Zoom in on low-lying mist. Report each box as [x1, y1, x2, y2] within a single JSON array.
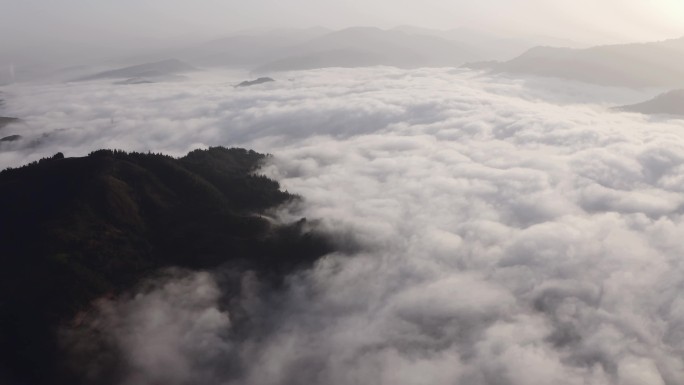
[[2, 67, 684, 384]]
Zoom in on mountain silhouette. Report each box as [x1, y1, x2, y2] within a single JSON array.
[[616, 89, 684, 115], [254, 27, 485, 72], [236, 77, 275, 87], [189, 27, 331, 67], [179, 26, 575, 72], [0, 134, 21, 142], [392, 26, 582, 61], [77, 59, 197, 81], [493, 36, 684, 87]]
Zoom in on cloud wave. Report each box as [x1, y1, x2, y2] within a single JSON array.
[[3, 67, 684, 384]]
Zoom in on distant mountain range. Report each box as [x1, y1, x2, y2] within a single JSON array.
[[616, 89, 684, 115], [0, 147, 335, 385], [253, 27, 486, 72], [489, 36, 684, 87], [51, 27, 582, 77], [201, 27, 582, 72], [189, 27, 332, 67], [77, 59, 196, 81], [6, 26, 684, 85], [391, 26, 583, 61]]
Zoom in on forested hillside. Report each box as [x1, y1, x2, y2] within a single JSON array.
[[0, 147, 335, 385]]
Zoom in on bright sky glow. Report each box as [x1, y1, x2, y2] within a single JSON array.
[[1, 0, 683, 48]]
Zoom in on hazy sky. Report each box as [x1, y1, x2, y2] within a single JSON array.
[[2, 0, 684, 48]]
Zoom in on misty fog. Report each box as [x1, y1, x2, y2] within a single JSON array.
[[2, 1, 684, 385], [2, 65, 684, 384]]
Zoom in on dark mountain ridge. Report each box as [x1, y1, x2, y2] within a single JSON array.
[[0, 147, 335, 385]]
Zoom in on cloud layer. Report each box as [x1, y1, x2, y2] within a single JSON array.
[[3, 68, 684, 384]]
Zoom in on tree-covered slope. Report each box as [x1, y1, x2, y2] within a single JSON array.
[[0, 147, 334, 385]]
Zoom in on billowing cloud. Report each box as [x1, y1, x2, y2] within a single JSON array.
[[4, 67, 684, 384], [64, 270, 233, 385]]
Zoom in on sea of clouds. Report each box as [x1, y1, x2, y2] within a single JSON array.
[[2, 67, 684, 385]]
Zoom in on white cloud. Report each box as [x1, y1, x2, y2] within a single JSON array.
[[64, 270, 233, 385], [6, 67, 684, 384]]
